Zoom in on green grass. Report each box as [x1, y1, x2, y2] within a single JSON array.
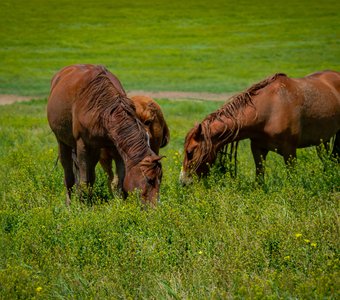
[[1, 99, 339, 299], [0, 0, 339, 96], [1, 1, 339, 298]]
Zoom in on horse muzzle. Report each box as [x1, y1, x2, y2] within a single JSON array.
[[179, 169, 193, 186]]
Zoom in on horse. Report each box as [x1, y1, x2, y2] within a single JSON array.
[[47, 64, 163, 207], [180, 70, 340, 185], [99, 95, 170, 194]]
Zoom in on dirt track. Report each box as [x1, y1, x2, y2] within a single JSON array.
[[0, 91, 233, 105]]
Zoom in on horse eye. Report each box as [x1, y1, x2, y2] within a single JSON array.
[[187, 150, 193, 160], [147, 178, 155, 186], [144, 120, 152, 127]]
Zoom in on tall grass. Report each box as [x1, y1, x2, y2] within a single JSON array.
[[1, 99, 339, 299], [0, 0, 339, 95]]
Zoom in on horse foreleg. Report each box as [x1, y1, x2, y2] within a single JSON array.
[[76, 139, 99, 201], [58, 141, 75, 206], [99, 149, 114, 195], [114, 154, 126, 197], [251, 141, 268, 184]]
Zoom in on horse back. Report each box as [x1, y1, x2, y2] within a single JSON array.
[[251, 71, 340, 148], [47, 64, 126, 147]]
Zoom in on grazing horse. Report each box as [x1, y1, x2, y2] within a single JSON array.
[[99, 95, 170, 193], [180, 70, 340, 184], [47, 64, 163, 207]]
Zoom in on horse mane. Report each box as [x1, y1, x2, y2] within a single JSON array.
[[208, 73, 287, 124], [188, 73, 287, 173], [79, 67, 152, 168]]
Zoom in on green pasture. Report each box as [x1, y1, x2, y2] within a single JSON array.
[[0, 0, 339, 96], [0, 99, 339, 299], [1, 0, 340, 299]]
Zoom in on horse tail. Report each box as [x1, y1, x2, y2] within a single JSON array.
[[71, 149, 80, 184]]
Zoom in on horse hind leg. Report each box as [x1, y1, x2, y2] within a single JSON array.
[[251, 141, 269, 184], [331, 131, 340, 162], [58, 141, 75, 206]]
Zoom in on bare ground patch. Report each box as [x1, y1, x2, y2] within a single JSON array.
[[0, 91, 234, 106]]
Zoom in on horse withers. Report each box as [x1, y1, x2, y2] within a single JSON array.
[[99, 95, 170, 194], [180, 70, 340, 184], [47, 64, 163, 207]]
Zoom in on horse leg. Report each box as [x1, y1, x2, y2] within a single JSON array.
[[251, 141, 268, 184], [58, 141, 75, 206], [331, 131, 340, 162], [99, 149, 114, 195], [76, 139, 100, 201], [114, 154, 126, 197]]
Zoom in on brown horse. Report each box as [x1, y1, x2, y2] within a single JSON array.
[[180, 70, 340, 184], [47, 64, 163, 207], [99, 95, 170, 193]]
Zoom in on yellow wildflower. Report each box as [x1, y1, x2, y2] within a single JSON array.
[[304, 239, 310, 244], [295, 233, 302, 238], [284, 256, 290, 261], [311, 243, 317, 248], [36, 287, 42, 293]]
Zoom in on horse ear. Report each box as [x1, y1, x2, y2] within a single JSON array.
[[194, 123, 203, 140], [161, 123, 170, 148], [141, 155, 165, 166], [153, 155, 165, 163]]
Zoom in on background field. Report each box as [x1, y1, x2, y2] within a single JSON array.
[[0, 0, 339, 299], [0, 0, 339, 96]]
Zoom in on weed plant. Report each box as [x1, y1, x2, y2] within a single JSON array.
[[0, 99, 339, 299]]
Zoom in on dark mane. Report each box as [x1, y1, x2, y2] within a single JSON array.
[[79, 68, 152, 168]]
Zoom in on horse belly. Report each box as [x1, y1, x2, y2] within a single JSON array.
[[299, 115, 340, 147]]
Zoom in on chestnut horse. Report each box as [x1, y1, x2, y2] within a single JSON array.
[[180, 70, 340, 184], [47, 64, 163, 207], [99, 95, 170, 193]]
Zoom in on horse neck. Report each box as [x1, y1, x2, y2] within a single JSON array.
[[104, 111, 152, 169], [208, 104, 258, 150]]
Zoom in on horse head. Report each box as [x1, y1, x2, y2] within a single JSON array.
[[123, 155, 164, 207], [180, 122, 216, 185], [131, 95, 170, 154]]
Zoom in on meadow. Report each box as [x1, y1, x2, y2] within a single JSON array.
[[0, 0, 339, 96], [0, 98, 339, 299], [0, 0, 339, 299]]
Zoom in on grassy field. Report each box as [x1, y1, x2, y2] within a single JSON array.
[[0, 0, 339, 96], [0, 99, 339, 299], [0, 0, 339, 299]]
